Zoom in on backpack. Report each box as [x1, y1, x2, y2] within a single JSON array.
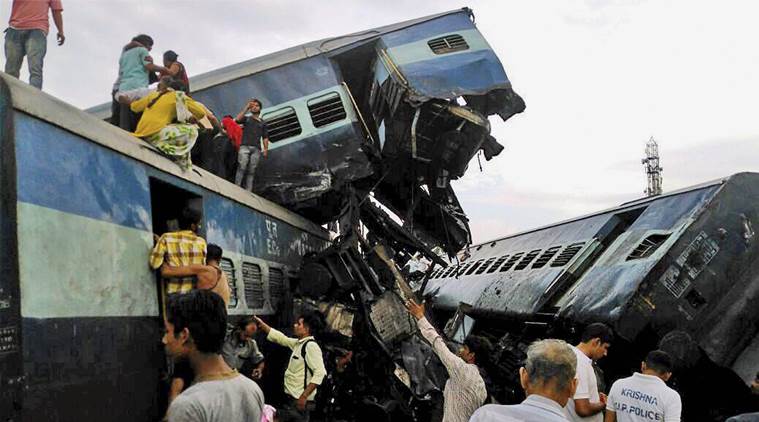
[[300, 339, 316, 391]]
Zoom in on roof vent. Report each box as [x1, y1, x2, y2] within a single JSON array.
[[264, 107, 302, 142], [551, 242, 586, 267], [627, 233, 670, 260], [475, 257, 497, 275], [308, 92, 347, 128], [465, 259, 485, 275], [500, 252, 524, 272], [428, 34, 469, 54], [487, 254, 509, 273], [514, 249, 542, 271], [532, 246, 561, 269]]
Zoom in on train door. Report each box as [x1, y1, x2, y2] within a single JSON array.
[[148, 177, 204, 314]]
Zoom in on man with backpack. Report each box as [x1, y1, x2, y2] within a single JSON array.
[[254, 312, 327, 422]]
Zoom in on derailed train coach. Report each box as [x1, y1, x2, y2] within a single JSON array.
[[91, 7, 525, 256], [419, 172, 759, 420], [0, 73, 329, 420]]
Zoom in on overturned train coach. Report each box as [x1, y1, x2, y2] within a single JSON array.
[[418, 172, 759, 419], [91, 7, 525, 256]]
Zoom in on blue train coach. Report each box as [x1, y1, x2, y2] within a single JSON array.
[[0, 73, 329, 420]]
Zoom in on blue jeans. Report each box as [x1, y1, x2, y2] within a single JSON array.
[[4, 28, 47, 89], [234, 146, 261, 191]]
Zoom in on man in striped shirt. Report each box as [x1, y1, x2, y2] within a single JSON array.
[[150, 206, 206, 295], [406, 299, 491, 422]]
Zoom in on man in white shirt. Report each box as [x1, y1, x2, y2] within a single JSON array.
[[565, 323, 614, 422], [405, 299, 490, 422], [604, 350, 682, 422], [470, 339, 578, 422]]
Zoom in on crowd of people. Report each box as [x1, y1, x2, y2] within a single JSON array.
[[149, 206, 327, 422], [147, 206, 690, 422], [3, 2, 758, 422], [1, 0, 268, 191], [109, 33, 270, 182]]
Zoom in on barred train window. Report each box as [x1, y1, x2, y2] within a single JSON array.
[[242, 262, 265, 309], [307, 92, 347, 128], [219, 258, 238, 308], [263, 107, 302, 142], [268, 267, 285, 309]]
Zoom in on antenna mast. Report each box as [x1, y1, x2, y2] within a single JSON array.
[[642, 136, 663, 196]]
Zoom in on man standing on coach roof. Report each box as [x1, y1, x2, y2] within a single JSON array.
[[566, 323, 614, 422], [5, 0, 65, 89], [234, 98, 270, 192]]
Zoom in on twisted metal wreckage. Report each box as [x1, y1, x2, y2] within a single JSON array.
[[182, 8, 526, 420]]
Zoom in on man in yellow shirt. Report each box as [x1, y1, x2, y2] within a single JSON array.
[[255, 312, 327, 422], [149, 206, 206, 296]]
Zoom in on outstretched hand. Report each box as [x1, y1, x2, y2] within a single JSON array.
[[252, 315, 271, 333], [405, 299, 425, 321]]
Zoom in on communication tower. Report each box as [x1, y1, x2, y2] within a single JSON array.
[[642, 136, 663, 196]]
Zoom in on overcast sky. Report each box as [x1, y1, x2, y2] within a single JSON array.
[[11, 0, 759, 243]]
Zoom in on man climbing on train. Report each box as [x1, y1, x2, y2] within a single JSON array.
[[149, 205, 207, 297]]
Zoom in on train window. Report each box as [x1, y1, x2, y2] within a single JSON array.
[[219, 258, 239, 308], [428, 34, 469, 55], [475, 257, 496, 275], [551, 242, 585, 267], [269, 267, 285, 310], [465, 259, 485, 275], [514, 249, 541, 271], [307, 92, 347, 128], [263, 107, 302, 142], [242, 262, 265, 309], [627, 233, 671, 261], [487, 254, 509, 273], [500, 252, 524, 272], [532, 246, 561, 269]]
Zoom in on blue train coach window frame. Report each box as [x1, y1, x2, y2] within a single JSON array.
[[262, 106, 302, 142], [220, 258, 239, 308], [307, 92, 347, 128]]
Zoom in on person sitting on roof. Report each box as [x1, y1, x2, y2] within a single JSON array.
[[161, 50, 190, 94], [113, 34, 167, 131], [130, 76, 209, 170]]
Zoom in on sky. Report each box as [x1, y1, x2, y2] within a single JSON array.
[[10, 0, 759, 244]]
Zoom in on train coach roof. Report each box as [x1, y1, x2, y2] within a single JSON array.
[[470, 174, 736, 250], [87, 7, 472, 118], [0, 72, 329, 239]]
